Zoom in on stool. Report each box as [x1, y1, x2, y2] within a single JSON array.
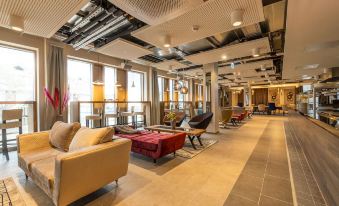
[[133, 105, 146, 128], [120, 106, 135, 127], [85, 115, 102, 128], [0, 109, 23, 161]]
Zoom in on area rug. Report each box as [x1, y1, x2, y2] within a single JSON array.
[[176, 137, 218, 158], [0, 177, 25, 206]]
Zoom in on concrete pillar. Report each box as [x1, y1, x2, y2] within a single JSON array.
[[202, 69, 207, 113], [204, 63, 219, 133]]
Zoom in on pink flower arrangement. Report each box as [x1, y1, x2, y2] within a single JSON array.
[[43, 87, 69, 114]]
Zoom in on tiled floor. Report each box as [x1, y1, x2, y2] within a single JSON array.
[[0, 115, 309, 206], [224, 120, 293, 206]]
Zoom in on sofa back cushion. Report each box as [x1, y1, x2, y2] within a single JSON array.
[[49, 121, 81, 152], [68, 127, 114, 151]]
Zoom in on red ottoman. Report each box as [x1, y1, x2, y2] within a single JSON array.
[[116, 131, 186, 163]]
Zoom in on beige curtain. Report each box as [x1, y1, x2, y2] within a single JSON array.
[[44, 45, 66, 129], [252, 88, 268, 105], [151, 68, 160, 125]]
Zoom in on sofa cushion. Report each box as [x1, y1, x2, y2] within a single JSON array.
[[49, 121, 81, 151], [31, 157, 55, 197], [18, 148, 63, 175], [68, 127, 114, 152]]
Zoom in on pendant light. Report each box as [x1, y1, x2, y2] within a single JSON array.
[[231, 9, 244, 27], [163, 35, 171, 48], [131, 81, 135, 87], [10, 14, 24, 32], [252, 48, 260, 57]]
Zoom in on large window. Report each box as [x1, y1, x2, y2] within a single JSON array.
[[104, 66, 117, 100], [104, 66, 117, 125], [0, 45, 35, 101], [128, 71, 144, 117], [169, 79, 175, 101], [0, 45, 36, 140], [67, 59, 92, 125]]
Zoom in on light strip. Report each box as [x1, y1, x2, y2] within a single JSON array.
[[73, 15, 125, 49], [71, 7, 104, 32]]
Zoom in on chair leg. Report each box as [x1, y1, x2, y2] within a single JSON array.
[[115, 179, 118, 185], [2, 128, 9, 161], [153, 159, 157, 164], [25, 174, 28, 180]]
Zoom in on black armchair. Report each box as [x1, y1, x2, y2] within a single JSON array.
[[188, 112, 213, 130]]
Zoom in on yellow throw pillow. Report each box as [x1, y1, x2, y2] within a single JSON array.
[[69, 127, 114, 152], [49, 121, 81, 152]]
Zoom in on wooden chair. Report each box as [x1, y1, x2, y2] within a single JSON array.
[[0, 109, 23, 161]]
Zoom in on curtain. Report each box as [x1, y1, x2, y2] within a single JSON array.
[[252, 88, 268, 105], [44, 45, 66, 129], [151, 68, 160, 125]]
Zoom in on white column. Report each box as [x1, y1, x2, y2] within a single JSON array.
[[205, 63, 219, 133]]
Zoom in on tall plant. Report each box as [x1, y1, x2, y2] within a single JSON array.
[[44, 87, 69, 114]]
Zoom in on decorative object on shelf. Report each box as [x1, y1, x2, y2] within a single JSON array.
[[44, 87, 69, 122], [166, 111, 177, 130]]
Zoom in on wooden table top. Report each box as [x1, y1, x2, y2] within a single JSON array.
[[144, 125, 205, 136]]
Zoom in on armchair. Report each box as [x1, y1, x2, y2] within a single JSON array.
[[188, 112, 213, 130]]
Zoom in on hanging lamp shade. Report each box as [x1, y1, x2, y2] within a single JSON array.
[[231, 9, 243, 27], [180, 86, 188, 94], [10, 14, 24, 32]]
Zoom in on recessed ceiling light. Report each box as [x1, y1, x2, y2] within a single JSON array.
[[252, 48, 260, 57], [163, 35, 171, 48], [10, 14, 24, 32], [231, 9, 244, 27], [221, 55, 227, 60]]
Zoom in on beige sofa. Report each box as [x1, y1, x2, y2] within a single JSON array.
[[17, 130, 131, 206]]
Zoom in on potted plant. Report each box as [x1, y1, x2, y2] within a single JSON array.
[[166, 111, 177, 130], [44, 87, 69, 122]]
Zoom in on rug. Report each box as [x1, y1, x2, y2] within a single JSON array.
[[176, 137, 218, 159], [0, 177, 25, 206]]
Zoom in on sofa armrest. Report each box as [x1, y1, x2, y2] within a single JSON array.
[[16, 131, 51, 154], [53, 138, 132, 206]]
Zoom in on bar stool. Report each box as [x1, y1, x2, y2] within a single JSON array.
[[104, 106, 120, 126], [133, 105, 146, 128], [120, 106, 135, 127], [85, 108, 103, 128], [0, 109, 23, 161]]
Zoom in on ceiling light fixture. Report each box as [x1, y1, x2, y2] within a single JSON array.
[[163, 35, 171, 48], [192, 25, 200, 32], [221, 55, 227, 60], [92, 80, 104, 85], [114, 81, 122, 87], [260, 65, 266, 71], [10, 14, 24, 32], [231, 62, 235, 69], [252, 48, 260, 57], [231, 9, 244, 27], [131, 81, 135, 88]]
